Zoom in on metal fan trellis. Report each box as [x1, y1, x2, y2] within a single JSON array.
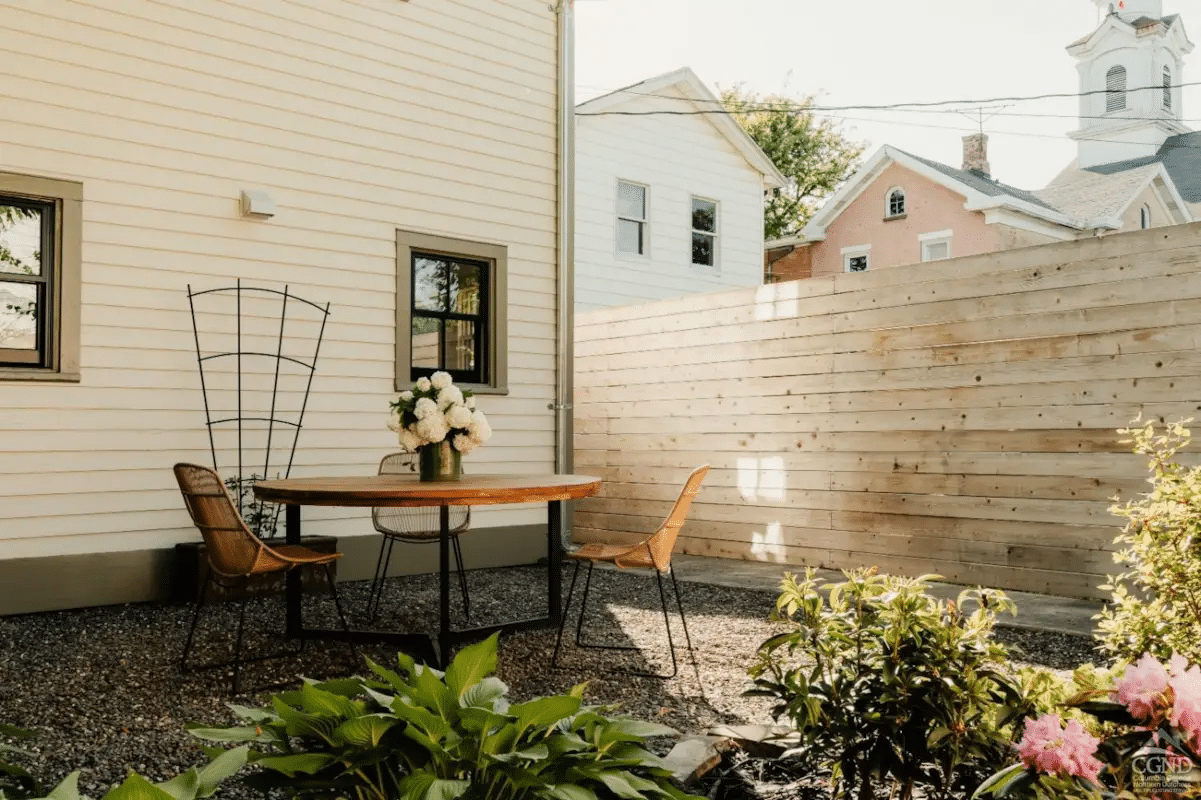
[[187, 279, 331, 540]]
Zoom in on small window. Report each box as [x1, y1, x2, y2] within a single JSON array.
[[1141, 205, 1151, 229], [616, 180, 647, 255], [842, 245, 870, 273], [396, 230, 507, 393], [886, 188, 906, 218], [691, 197, 717, 267], [1163, 67, 1172, 110], [919, 230, 952, 262], [0, 172, 82, 381], [1106, 66, 1127, 113]]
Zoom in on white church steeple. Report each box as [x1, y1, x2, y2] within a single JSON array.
[[1069, 1, 1192, 168]]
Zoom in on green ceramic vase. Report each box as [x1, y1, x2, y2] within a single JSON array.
[[418, 441, 461, 482]]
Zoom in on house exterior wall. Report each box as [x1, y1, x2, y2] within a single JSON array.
[[996, 225, 1063, 250], [575, 88, 767, 311], [808, 163, 999, 276], [0, 0, 562, 613], [1116, 182, 1175, 231], [765, 245, 812, 283]]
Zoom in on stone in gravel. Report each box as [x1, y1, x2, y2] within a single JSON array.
[[662, 735, 735, 786]]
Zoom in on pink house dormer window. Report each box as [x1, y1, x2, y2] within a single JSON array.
[[886, 188, 906, 218]]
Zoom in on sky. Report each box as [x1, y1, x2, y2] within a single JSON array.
[[574, 0, 1201, 191]]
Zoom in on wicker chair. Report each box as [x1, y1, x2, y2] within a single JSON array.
[[552, 464, 709, 679], [367, 452, 471, 620], [173, 462, 351, 694]]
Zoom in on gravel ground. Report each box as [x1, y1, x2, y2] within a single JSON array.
[[0, 564, 1102, 798]]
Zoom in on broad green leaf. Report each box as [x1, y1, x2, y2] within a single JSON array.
[[186, 724, 276, 744], [544, 785, 599, 800], [154, 768, 200, 800], [38, 772, 82, 800], [970, 763, 1033, 799], [412, 665, 455, 720], [389, 697, 453, 740], [397, 773, 435, 800], [254, 753, 336, 777], [593, 770, 646, 800], [100, 772, 175, 800], [460, 676, 508, 709], [511, 696, 581, 734], [298, 682, 359, 719], [273, 700, 336, 740], [491, 744, 549, 763], [335, 715, 396, 748], [427, 778, 471, 800], [193, 745, 250, 797], [223, 704, 277, 723], [444, 634, 499, 698], [311, 677, 368, 698]]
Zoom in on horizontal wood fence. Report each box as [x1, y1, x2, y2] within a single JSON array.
[[572, 223, 1201, 599]]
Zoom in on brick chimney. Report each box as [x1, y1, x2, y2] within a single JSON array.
[[962, 133, 991, 176]]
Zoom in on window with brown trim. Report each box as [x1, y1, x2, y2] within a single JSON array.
[[0, 172, 82, 381]]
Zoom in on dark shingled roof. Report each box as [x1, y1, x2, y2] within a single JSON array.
[[1086, 131, 1201, 202], [895, 149, 1061, 212]]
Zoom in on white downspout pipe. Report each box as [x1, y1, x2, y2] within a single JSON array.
[[554, 0, 576, 546]]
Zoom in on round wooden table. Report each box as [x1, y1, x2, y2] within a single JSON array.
[[254, 472, 602, 667]]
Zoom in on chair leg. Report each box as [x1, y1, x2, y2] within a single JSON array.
[[574, 560, 595, 648], [451, 536, 470, 620], [367, 535, 390, 620], [669, 565, 703, 693], [323, 564, 358, 666], [180, 566, 212, 673], [368, 537, 398, 621], [551, 560, 583, 669], [652, 569, 680, 679], [230, 576, 251, 696]]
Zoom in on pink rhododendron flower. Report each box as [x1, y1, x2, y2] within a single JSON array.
[[1018, 714, 1104, 782], [1112, 652, 1171, 721], [1167, 655, 1201, 750]]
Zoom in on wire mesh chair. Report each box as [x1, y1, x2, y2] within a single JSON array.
[[173, 462, 352, 694], [551, 464, 710, 679], [367, 453, 472, 620]]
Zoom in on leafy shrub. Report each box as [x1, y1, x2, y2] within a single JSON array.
[[747, 568, 1033, 800], [27, 747, 248, 800], [190, 634, 696, 800], [0, 723, 40, 800], [1096, 417, 1201, 666], [975, 651, 1201, 800]]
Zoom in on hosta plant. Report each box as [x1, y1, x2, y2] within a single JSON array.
[[28, 746, 249, 800], [1096, 417, 1201, 666], [747, 568, 1033, 800], [189, 634, 697, 800]]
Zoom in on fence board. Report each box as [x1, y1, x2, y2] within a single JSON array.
[[574, 224, 1201, 599]]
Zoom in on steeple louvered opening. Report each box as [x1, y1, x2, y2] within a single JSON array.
[[1163, 66, 1173, 110], [1106, 65, 1128, 112]]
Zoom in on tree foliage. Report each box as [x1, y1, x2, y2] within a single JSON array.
[[721, 86, 865, 240]]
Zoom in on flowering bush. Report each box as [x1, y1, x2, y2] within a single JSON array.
[[1096, 417, 1201, 666], [387, 371, 491, 455], [974, 652, 1201, 799]]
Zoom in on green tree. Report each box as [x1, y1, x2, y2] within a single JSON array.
[[722, 86, 865, 240]]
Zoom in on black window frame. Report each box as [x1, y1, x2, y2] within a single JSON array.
[[0, 195, 56, 368], [888, 189, 906, 217], [690, 196, 717, 267], [409, 250, 490, 385]]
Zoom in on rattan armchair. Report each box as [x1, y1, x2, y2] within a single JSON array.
[[367, 453, 472, 620], [173, 462, 351, 694], [552, 464, 710, 679]]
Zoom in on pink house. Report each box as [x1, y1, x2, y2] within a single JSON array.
[[769, 0, 1200, 280]]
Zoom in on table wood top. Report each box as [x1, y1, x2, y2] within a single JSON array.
[[253, 472, 602, 507]]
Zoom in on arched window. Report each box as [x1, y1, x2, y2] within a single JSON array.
[[886, 187, 905, 218], [1106, 66, 1127, 113], [1141, 205, 1151, 229], [1164, 66, 1173, 111]]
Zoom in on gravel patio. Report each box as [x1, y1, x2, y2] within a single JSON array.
[[0, 564, 1102, 798]]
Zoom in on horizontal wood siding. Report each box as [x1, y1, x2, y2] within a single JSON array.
[[0, 0, 560, 562], [573, 224, 1201, 599], [575, 87, 766, 311]]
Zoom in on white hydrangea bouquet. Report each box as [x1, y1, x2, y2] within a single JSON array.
[[388, 370, 492, 456]]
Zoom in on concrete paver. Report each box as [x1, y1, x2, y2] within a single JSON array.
[[671, 554, 1101, 637]]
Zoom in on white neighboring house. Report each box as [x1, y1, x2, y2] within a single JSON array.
[[574, 68, 786, 312]]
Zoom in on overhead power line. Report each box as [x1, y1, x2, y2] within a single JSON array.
[[577, 79, 1201, 116]]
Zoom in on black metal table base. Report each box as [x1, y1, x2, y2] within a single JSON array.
[[285, 499, 563, 668]]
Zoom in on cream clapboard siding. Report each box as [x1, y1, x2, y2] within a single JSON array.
[[575, 87, 766, 312], [574, 223, 1201, 600], [0, 0, 560, 561]]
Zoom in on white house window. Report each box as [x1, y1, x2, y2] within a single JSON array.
[[919, 229, 953, 262], [1141, 205, 1151, 229], [886, 187, 906, 218], [616, 180, 648, 255], [842, 244, 870, 273], [1106, 66, 1127, 113], [1163, 67, 1172, 110], [691, 197, 717, 267]]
